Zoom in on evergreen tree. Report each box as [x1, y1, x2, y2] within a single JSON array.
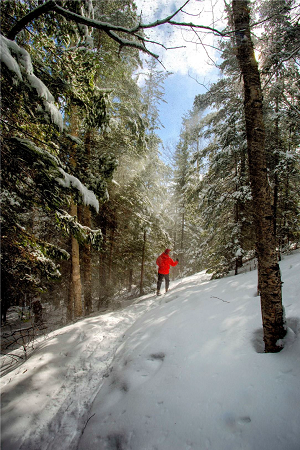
[[258, 0, 300, 254], [1, 1, 112, 321], [192, 57, 255, 277]]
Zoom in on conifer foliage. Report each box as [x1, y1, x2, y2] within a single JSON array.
[[1, 0, 172, 324], [171, 0, 299, 282]]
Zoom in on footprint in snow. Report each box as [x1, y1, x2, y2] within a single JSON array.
[[238, 416, 251, 424], [148, 352, 165, 361], [165, 295, 179, 303]]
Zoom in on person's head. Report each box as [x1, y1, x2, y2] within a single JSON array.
[[164, 249, 171, 254]]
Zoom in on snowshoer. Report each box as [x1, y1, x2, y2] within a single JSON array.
[[156, 249, 178, 295]]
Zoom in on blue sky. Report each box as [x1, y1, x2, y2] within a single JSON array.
[[156, 71, 215, 146], [134, 0, 225, 158]]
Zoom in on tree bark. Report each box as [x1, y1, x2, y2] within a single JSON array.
[[234, 153, 243, 275], [180, 206, 185, 271], [67, 108, 82, 320], [232, 0, 285, 352], [108, 227, 115, 284], [70, 202, 83, 319], [81, 205, 92, 316], [273, 91, 280, 256], [67, 265, 74, 322], [80, 130, 93, 316], [128, 268, 133, 293], [140, 229, 146, 296]]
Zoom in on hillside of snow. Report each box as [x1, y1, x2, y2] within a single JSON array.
[[1, 250, 300, 450]]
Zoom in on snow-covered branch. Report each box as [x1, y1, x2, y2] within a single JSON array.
[[56, 210, 102, 248], [56, 168, 99, 213], [10, 137, 100, 213], [168, 21, 225, 36], [6, 0, 225, 59], [0, 34, 63, 130], [7, 0, 56, 40]]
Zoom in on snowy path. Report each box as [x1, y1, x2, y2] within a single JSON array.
[[1, 256, 300, 450], [0, 275, 208, 450], [76, 256, 300, 450], [1, 296, 153, 449]]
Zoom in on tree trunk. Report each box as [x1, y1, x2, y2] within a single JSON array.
[[67, 108, 82, 321], [273, 92, 280, 258], [98, 222, 107, 309], [67, 265, 74, 321], [80, 130, 93, 316], [81, 205, 92, 316], [180, 206, 185, 271], [140, 229, 146, 296], [108, 228, 115, 283], [128, 268, 133, 293], [232, 0, 285, 352], [69, 202, 82, 319], [234, 153, 243, 275]]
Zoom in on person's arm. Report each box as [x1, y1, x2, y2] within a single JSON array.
[[168, 256, 178, 267]]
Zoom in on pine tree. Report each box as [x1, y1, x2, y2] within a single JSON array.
[[192, 64, 255, 277], [258, 0, 300, 254], [0, 1, 109, 321]]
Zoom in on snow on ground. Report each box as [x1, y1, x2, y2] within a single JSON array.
[[1, 251, 300, 450]]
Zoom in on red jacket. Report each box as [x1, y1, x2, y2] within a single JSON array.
[[156, 252, 178, 275]]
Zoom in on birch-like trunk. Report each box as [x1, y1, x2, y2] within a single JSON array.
[[232, 0, 285, 352]]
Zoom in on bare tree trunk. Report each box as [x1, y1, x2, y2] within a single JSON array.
[[232, 0, 285, 352], [273, 92, 280, 258], [180, 206, 185, 271], [67, 266, 74, 321], [234, 154, 243, 275], [81, 205, 92, 316], [80, 130, 93, 316], [98, 223, 107, 309], [108, 227, 115, 284], [128, 268, 133, 293], [67, 109, 82, 320], [140, 229, 146, 296], [69, 202, 83, 319]]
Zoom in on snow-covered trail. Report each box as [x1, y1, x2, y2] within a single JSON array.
[[1, 297, 152, 449], [0, 271, 210, 450], [76, 255, 300, 450], [2, 255, 300, 450]]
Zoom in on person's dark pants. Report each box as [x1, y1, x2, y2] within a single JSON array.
[[157, 273, 169, 292]]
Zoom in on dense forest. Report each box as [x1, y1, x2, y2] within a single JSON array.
[[1, 0, 299, 352]]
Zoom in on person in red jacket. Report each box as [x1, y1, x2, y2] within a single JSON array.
[[156, 249, 178, 295]]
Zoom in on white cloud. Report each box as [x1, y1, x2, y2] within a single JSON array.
[[135, 0, 226, 76]]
